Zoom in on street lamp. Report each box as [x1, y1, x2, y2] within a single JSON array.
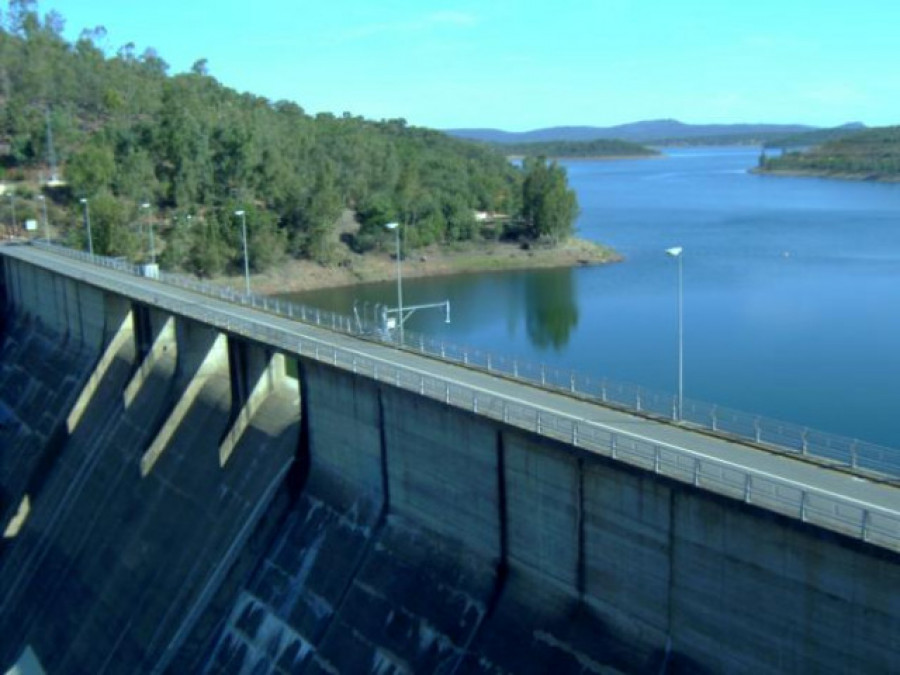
[[140, 202, 155, 264], [666, 246, 684, 421], [79, 197, 93, 257], [37, 195, 49, 242], [234, 209, 250, 295], [385, 221, 404, 344], [8, 193, 16, 233]]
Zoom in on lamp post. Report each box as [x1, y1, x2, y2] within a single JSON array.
[[79, 197, 93, 257], [666, 246, 684, 421], [140, 202, 154, 264], [37, 195, 49, 242], [234, 209, 250, 295], [8, 193, 16, 234], [385, 221, 404, 344]]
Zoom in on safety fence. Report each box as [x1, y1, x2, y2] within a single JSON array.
[[19, 241, 900, 551], [33, 241, 900, 479]]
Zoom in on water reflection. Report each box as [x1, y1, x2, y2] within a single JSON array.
[[524, 269, 578, 350], [282, 266, 581, 352], [280, 147, 900, 446]]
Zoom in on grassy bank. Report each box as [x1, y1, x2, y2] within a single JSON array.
[[230, 237, 621, 295]]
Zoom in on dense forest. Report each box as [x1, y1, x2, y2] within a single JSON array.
[[0, 2, 578, 276], [759, 126, 900, 178], [762, 124, 867, 150], [491, 138, 658, 159]]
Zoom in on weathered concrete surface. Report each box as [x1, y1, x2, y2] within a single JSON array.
[[220, 350, 289, 467], [2, 254, 900, 674], [0, 260, 302, 672], [177, 358, 900, 674], [0, 318, 96, 530], [172, 361, 663, 673]]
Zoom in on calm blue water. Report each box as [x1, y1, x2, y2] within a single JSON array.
[[293, 148, 900, 447]]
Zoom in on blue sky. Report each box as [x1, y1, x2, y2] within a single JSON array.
[[32, 0, 900, 130]]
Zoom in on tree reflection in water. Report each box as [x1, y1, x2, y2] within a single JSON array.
[[524, 268, 579, 351]]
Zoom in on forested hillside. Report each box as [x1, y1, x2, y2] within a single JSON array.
[[491, 138, 658, 159], [0, 3, 575, 276], [762, 123, 866, 149], [759, 126, 900, 179]]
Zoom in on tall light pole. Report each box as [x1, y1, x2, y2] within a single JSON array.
[[140, 202, 154, 264], [234, 209, 250, 295], [385, 221, 404, 344], [37, 194, 49, 242], [79, 197, 93, 257], [7, 192, 15, 238], [666, 246, 684, 421]]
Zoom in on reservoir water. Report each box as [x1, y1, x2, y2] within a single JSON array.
[[290, 148, 900, 448]]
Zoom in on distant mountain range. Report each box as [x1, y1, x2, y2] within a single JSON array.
[[444, 119, 866, 145]]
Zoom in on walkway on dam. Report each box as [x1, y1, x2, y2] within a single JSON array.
[[5, 244, 900, 548]]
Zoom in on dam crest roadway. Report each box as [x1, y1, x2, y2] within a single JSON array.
[[1, 242, 899, 674]]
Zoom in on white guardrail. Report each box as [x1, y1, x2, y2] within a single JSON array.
[[20, 242, 900, 551]]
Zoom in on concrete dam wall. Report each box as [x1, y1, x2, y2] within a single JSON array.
[[1, 251, 899, 674]]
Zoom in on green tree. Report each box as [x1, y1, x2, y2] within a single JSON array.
[[297, 162, 343, 262], [66, 141, 116, 196], [245, 211, 286, 272], [520, 156, 579, 244], [79, 192, 138, 258], [189, 216, 231, 277], [158, 213, 194, 270]]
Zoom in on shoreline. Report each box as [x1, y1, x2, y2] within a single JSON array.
[[505, 154, 661, 161], [752, 167, 900, 183], [225, 237, 622, 295]]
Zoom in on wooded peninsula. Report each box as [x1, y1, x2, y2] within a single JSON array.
[[0, 4, 616, 289], [492, 139, 659, 159], [758, 126, 900, 181]]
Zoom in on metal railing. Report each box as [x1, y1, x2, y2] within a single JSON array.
[[17, 241, 900, 551], [27, 241, 900, 478]]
